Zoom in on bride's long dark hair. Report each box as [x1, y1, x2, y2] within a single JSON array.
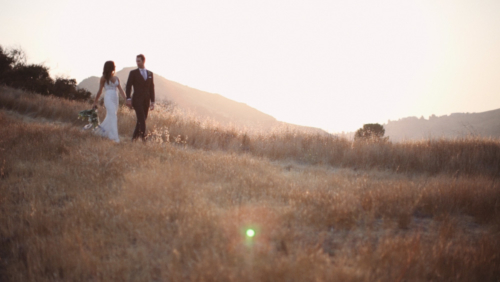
[[103, 61, 115, 84]]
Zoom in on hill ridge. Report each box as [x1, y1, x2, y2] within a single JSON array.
[[384, 108, 500, 141], [78, 67, 326, 134]]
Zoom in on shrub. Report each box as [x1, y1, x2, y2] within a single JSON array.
[[355, 123, 388, 141], [0, 45, 91, 101], [53, 77, 91, 101]]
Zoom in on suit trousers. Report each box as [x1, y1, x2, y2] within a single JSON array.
[[132, 95, 150, 141]]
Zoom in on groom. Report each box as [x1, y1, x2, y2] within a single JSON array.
[[125, 54, 155, 141]]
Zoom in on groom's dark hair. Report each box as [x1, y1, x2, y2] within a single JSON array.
[[137, 54, 146, 62]]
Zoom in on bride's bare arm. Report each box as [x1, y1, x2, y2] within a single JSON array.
[[116, 78, 127, 100], [93, 77, 105, 107]]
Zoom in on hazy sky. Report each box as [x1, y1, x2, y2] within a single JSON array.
[[1, 0, 499, 132]]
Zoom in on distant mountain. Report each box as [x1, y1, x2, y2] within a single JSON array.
[[79, 67, 326, 133], [384, 109, 500, 141]]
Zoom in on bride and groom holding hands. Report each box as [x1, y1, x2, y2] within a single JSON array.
[[92, 54, 155, 143]]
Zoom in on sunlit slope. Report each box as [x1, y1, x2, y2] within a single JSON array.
[[2, 85, 500, 177], [79, 67, 326, 133]]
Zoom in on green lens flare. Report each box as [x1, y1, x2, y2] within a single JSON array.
[[246, 229, 255, 237]]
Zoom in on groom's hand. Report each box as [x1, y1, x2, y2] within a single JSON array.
[[150, 102, 155, 111], [126, 99, 132, 109]]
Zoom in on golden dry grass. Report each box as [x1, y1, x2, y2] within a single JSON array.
[[2, 86, 499, 178], [1, 86, 500, 281]]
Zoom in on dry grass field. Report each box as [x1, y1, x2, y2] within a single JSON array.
[[1, 86, 500, 281]]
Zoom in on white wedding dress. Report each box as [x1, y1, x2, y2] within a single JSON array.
[[97, 78, 120, 142]]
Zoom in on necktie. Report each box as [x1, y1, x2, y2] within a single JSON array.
[[141, 69, 147, 80]]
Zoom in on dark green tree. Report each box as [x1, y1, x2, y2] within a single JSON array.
[[0, 46, 15, 82], [0, 45, 91, 101], [354, 123, 387, 141], [53, 77, 91, 101], [8, 64, 54, 95], [0, 46, 53, 95]]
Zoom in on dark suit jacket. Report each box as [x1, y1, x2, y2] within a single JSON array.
[[125, 69, 155, 102]]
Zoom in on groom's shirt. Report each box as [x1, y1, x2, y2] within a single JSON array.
[[139, 68, 147, 80]]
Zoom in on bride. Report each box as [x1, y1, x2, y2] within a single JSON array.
[[92, 61, 127, 142]]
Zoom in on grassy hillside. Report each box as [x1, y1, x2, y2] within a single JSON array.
[[1, 86, 499, 281]]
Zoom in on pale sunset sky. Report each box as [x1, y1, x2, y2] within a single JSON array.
[[1, 0, 499, 133]]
